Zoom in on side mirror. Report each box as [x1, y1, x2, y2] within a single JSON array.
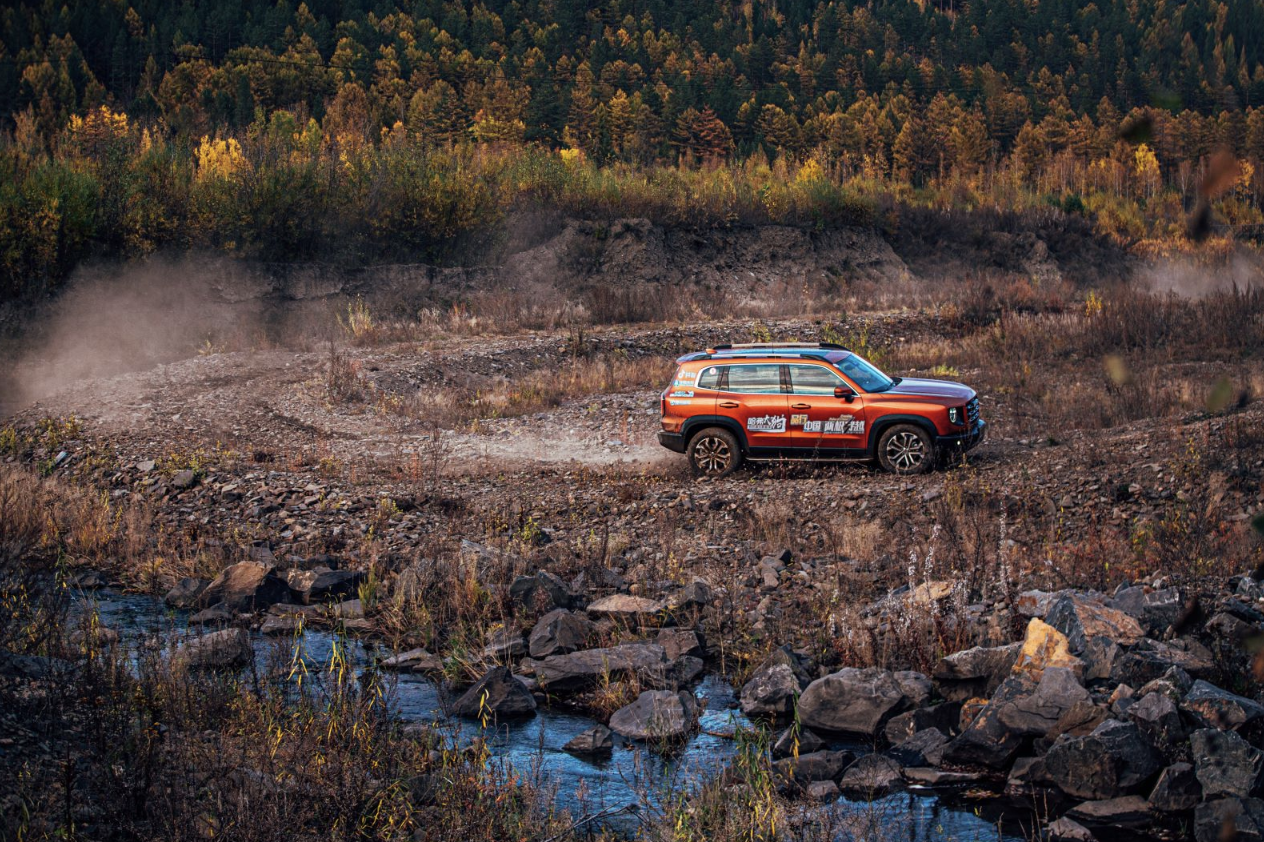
[[834, 385, 856, 401]]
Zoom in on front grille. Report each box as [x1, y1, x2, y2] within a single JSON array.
[[966, 397, 980, 425]]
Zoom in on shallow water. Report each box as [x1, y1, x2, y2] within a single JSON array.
[[83, 590, 1026, 840]]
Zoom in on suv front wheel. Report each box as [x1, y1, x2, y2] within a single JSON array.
[[687, 427, 742, 478], [877, 424, 935, 475]]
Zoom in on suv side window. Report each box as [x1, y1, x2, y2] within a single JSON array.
[[723, 364, 783, 394], [696, 366, 721, 389], [788, 364, 846, 395]]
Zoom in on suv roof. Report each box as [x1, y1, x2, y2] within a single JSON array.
[[676, 342, 851, 364]]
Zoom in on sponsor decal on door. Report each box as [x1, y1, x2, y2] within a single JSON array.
[[747, 415, 787, 433], [802, 420, 822, 433], [823, 415, 864, 435], [790, 414, 808, 426]]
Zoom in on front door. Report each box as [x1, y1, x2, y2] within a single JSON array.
[[717, 363, 789, 449], [785, 363, 867, 452]]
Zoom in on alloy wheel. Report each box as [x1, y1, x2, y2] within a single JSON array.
[[885, 431, 926, 472], [693, 436, 732, 474]]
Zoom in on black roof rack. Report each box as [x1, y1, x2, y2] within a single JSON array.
[[709, 342, 847, 351]]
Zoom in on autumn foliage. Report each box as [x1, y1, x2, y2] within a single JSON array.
[[1, 0, 1264, 297]]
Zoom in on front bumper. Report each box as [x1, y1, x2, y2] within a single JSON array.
[[936, 419, 986, 453], [657, 430, 686, 453]]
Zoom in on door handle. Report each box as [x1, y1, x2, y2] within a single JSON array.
[[719, 401, 739, 408], [791, 403, 811, 410]]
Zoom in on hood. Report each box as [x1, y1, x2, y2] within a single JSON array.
[[883, 378, 976, 401]]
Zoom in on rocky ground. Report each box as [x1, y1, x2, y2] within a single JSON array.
[[4, 304, 1264, 841]]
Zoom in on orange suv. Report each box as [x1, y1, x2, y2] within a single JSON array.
[[657, 343, 985, 477]]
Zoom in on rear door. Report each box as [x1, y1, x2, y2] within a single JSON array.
[[786, 363, 867, 452], [718, 363, 789, 449]]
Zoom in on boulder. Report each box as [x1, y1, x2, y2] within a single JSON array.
[[772, 750, 854, 784], [1047, 700, 1109, 740], [1191, 729, 1264, 799], [667, 579, 714, 611], [1045, 817, 1095, 842], [741, 663, 804, 718], [1009, 618, 1084, 681], [201, 563, 290, 612], [884, 704, 960, 744], [509, 571, 577, 610], [329, 599, 364, 620], [1110, 586, 1184, 635], [178, 628, 252, 669], [1112, 638, 1215, 685], [1148, 763, 1202, 812], [903, 768, 981, 787], [1138, 666, 1192, 701], [381, 647, 443, 672], [528, 609, 593, 658], [657, 627, 707, 657], [893, 671, 933, 708], [259, 615, 300, 635], [656, 628, 705, 661], [1044, 719, 1162, 800], [805, 780, 840, 801], [1127, 692, 1185, 754], [172, 469, 197, 490], [1206, 612, 1259, 644], [189, 605, 233, 625], [1006, 756, 1050, 792], [932, 642, 1021, 701], [533, 643, 670, 692], [609, 690, 698, 741], [1045, 593, 1144, 652], [452, 667, 537, 720], [563, 725, 613, 757], [772, 725, 824, 759], [942, 678, 1029, 769], [586, 594, 665, 624], [164, 577, 208, 609], [1195, 797, 1264, 842], [1016, 589, 1062, 618], [1065, 795, 1153, 828], [1081, 636, 1120, 683], [797, 668, 909, 738], [996, 667, 1090, 737], [839, 754, 902, 796], [888, 727, 947, 767], [668, 655, 705, 687], [1182, 680, 1264, 731], [288, 569, 364, 605]]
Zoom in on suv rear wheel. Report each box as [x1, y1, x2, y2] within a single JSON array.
[[877, 424, 935, 475], [688, 427, 742, 478]]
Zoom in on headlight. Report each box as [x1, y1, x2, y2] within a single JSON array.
[[948, 407, 961, 425]]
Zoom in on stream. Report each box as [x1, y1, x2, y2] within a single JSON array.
[[85, 591, 1029, 841]]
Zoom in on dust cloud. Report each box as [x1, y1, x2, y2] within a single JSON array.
[[1140, 251, 1264, 297], [0, 255, 341, 414]]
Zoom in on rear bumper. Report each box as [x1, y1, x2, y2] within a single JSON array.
[[936, 419, 986, 453], [657, 431, 687, 453]]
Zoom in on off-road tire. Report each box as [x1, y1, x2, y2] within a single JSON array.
[[687, 427, 742, 478], [877, 424, 935, 475]]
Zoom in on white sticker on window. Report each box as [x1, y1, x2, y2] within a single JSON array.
[[747, 415, 787, 433]]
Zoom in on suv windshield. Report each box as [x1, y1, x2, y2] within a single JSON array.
[[837, 353, 895, 392]]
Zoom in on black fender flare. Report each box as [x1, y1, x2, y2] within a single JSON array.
[[680, 416, 750, 454], [867, 414, 939, 458]]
